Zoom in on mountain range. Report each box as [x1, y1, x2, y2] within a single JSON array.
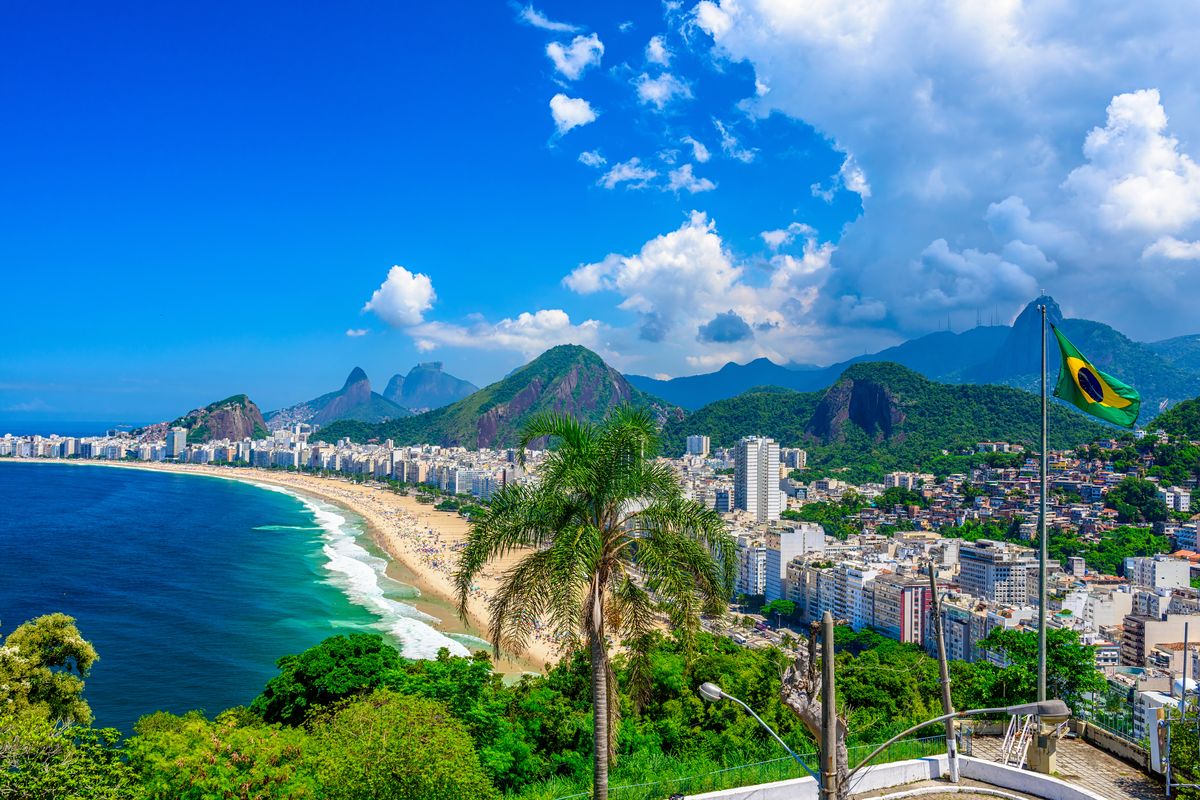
[[628, 296, 1200, 418], [382, 362, 477, 412], [659, 361, 1109, 480], [265, 368, 410, 431], [313, 345, 679, 448]]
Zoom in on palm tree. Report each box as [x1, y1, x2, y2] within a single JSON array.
[[454, 406, 734, 800]]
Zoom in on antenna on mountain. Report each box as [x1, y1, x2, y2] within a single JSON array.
[[976, 308, 982, 327]]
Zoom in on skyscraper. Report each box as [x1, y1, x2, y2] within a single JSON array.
[[166, 427, 188, 460], [734, 436, 781, 522], [685, 434, 710, 457]]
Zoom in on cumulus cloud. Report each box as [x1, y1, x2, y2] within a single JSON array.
[[635, 72, 692, 110], [409, 309, 605, 360], [681, 135, 710, 163], [560, 211, 852, 373], [691, 1, 1200, 338], [598, 157, 658, 189], [546, 33, 604, 80], [1143, 236, 1200, 260], [549, 93, 596, 135], [698, 310, 753, 342], [646, 35, 672, 65], [666, 163, 716, 193], [578, 149, 607, 167], [761, 222, 816, 250], [362, 266, 436, 327], [1064, 89, 1200, 235], [517, 4, 579, 33], [345, 328, 369, 337]]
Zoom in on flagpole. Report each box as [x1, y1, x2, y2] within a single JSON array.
[[1038, 303, 1048, 703]]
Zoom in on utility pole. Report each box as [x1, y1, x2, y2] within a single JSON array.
[[1029, 302, 1057, 775], [928, 563, 958, 782], [821, 611, 838, 800], [1038, 302, 1048, 704]]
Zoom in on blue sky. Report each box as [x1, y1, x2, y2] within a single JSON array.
[[4, 1, 1200, 422]]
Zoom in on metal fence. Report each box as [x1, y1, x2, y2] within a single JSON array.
[[550, 735, 947, 800]]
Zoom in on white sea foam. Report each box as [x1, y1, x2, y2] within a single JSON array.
[[255, 483, 471, 660]]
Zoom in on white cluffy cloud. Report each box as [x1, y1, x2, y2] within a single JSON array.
[[547, 33, 604, 80], [517, 4, 579, 33], [667, 163, 716, 194], [646, 35, 672, 65], [599, 157, 658, 189], [690, 0, 1200, 339], [549, 93, 596, 134], [761, 222, 815, 250], [578, 150, 606, 167], [345, 328, 369, 337], [560, 211, 849, 372], [681, 135, 710, 162], [409, 309, 606, 360], [635, 72, 692, 110], [363, 266, 436, 327]]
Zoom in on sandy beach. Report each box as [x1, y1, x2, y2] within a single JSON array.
[[5, 460, 561, 673]]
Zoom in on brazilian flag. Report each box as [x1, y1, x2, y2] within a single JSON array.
[[1051, 325, 1140, 428]]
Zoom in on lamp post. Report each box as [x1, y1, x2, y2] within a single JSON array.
[[698, 682, 820, 783], [846, 699, 1070, 780]]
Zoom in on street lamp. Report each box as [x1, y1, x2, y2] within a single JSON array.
[[846, 699, 1070, 779], [698, 682, 821, 783]]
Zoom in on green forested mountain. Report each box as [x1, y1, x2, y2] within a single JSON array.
[[314, 345, 678, 448], [1152, 396, 1200, 440], [629, 296, 1200, 414], [1149, 333, 1200, 369], [663, 362, 1107, 480], [168, 394, 268, 444]]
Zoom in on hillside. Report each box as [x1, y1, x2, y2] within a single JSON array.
[[314, 345, 679, 448], [1152, 396, 1200, 440], [168, 394, 268, 444], [958, 298, 1199, 415], [266, 368, 410, 430], [383, 362, 477, 411], [1149, 334, 1200, 370], [661, 362, 1107, 479], [628, 295, 1199, 414], [627, 326, 1010, 409]]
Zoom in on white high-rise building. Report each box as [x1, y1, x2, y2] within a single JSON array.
[[686, 435, 711, 457], [1124, 555, 1191, 590], [734, 436, 781, 522], [166, 427, 188, 460]]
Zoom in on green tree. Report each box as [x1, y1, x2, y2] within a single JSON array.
[[0, 713, 133, 800], [0, 613, 98, 724], [966, 628, 1105, 712], [126, 709, 315, 799], [1106, 476, 1169, 523], [250, 633, 401, 725], [761, 600, 796, 621], [310, 690, 498, 800], [455, 407, 734, 800]]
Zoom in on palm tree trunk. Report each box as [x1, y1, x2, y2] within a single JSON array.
[[591, 628, 609, 800]]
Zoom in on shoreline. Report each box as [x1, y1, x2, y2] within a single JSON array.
[[1, 459, 558, 673]]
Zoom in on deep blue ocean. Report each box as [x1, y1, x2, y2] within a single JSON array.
[[0, 462, 474, 733]]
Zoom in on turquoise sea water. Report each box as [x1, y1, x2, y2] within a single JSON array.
[[0, 462, 474, 732]]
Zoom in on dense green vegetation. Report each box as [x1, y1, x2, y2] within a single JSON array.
[[0, 614, 1110, 800], [315, 345, 673, 448], [1153, 396, 1200, 441], [1106, 476, 1170, 523], [662, 363, 1106, 481], [165, 393, 269, 443]]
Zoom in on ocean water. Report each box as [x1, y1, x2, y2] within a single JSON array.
[[0, 462, 472, 733]]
